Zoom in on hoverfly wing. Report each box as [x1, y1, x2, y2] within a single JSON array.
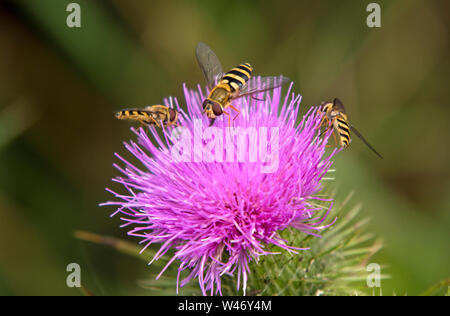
[[333, 98, 347, 114], [195, 42, 223, 90], [349, 124, 383, 159], [236, 76, 290, 99], [144, 105, 165, 120], [146, 105, 167, 114]]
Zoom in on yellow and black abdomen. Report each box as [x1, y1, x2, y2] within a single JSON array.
[[115, 109, 150, 121], [219, 63, 253, 93], [335, 116, 351, 147]]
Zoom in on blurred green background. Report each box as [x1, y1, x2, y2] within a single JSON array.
[[0, 0, 448, 295]]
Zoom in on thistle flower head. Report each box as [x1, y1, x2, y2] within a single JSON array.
[[103, 78, 337, 295]]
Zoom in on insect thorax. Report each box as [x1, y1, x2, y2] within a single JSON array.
[[209, 86, 230, 104]]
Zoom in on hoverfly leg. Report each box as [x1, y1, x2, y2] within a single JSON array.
[[332, 131, 338, 147], [318, 111, 327, 128], [319, 120, 331, 138], [147, 116, 160, 128], [323, 123, 338, 147], [228, 104, 240, 123], [329, 118, 340, 146], [222, 110, 231, 127], [251, 95, 265, 102], [319, 124, 336, 148], [138, 118, 149, 127]]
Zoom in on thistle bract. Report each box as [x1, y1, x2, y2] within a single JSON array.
[[103, 78, 337, 295]]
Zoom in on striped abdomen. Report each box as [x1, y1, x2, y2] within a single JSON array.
[[334, 116, 351, 147], [116, 109, 151, 121], [219, 63, 253, 93]]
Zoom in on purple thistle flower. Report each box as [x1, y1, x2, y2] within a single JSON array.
[[102, 78, 337, 296]]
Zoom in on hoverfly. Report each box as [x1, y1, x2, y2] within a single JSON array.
[[319, 98, 383, 159], [195, 42, 289, 126], [115, 105, 179, 127]]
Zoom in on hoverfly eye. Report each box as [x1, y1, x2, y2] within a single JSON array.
[[212, 102, 223, 116], [202, 100, 210, 110], [168, 109, 176, 122]]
